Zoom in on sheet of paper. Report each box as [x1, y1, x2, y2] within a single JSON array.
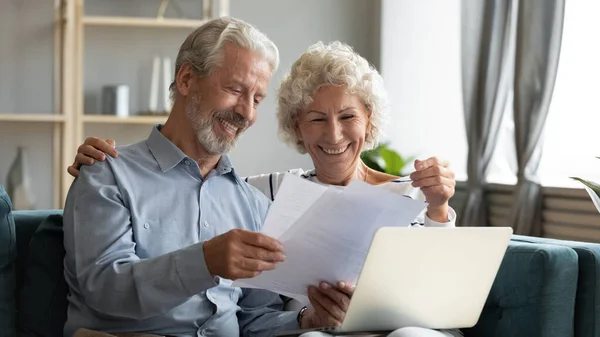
[[260, 173, 329, 239], [233, 176, 426, 303]]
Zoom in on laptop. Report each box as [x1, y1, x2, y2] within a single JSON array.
[[276, 226, 513, 336]]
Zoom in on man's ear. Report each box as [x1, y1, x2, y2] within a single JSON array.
[[176, 63, 195, 97]]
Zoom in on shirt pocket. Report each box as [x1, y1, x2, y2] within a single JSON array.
[[131, 216, 186, 258]]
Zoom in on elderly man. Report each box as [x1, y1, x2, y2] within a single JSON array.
[[62, 17, 349, 337]]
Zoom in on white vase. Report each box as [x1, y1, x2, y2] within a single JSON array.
[[5, 147, 35, 210]]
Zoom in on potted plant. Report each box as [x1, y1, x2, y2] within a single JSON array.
[[360, 143, 413, 177], [571, 157, 600, 213]]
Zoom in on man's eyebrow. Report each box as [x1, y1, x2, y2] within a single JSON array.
[[230, 80, 267, 99]]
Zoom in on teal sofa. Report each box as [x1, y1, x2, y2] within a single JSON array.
[[2, 184, 600, 337]]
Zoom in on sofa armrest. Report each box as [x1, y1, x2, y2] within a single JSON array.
[[512, 235, 600, 337], [0, 185, 17, 337]]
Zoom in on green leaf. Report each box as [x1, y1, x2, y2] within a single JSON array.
[[570, 177, 600, 199], [380, 147, 405, 176], [361, 154, 384, 172]]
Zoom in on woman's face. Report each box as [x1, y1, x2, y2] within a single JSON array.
[[295, 85, 371, 182]]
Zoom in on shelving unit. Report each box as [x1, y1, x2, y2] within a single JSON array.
[[82, 16, 208, 28], [2, 0, 228, 208], [82, 115, 168, 124], [0, 114, 66, 123]]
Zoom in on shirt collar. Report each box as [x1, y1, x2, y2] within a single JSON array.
[[146, 124, 236, 177], [146, 125, 187, 172], [215, 154, 234, 175]]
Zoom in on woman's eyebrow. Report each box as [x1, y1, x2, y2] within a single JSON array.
[[338, 107, 357, 113], [307, 107, 357, 115]]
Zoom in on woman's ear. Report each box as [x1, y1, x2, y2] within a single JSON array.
[[293, 114, 304, 142], [366, 108, 373, 136], [294, 123, 303, 143]]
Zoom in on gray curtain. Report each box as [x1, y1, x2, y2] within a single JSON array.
[[460, 0, 515, 226], [510, 0, 565, 235]]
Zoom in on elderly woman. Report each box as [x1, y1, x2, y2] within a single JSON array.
[[68, 41, 461, 337]]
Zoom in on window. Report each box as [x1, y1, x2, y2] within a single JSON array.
[[381, 0, 600, 188], [538, 0, 600, 188]]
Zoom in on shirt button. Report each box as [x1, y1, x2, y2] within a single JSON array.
[[184, 159, 191, 166], [203, 221, 209, 228], [200, 329, 206, 335], [143, 223, 149, 229]]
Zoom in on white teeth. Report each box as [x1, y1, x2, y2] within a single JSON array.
[[322, 146, 348, 155], [220, 119, 239, 134]]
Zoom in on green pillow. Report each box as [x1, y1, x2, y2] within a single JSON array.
[[16, 214, 68, 337]]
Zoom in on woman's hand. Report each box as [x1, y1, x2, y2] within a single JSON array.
[[301, 281, 355, 328], [409, 157, 456, 222], [67, 137, 118, 177]]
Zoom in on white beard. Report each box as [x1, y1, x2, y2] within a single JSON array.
[[185, 93, 245, 155]]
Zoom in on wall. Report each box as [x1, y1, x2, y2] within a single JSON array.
[[0, 0, 381, 209], [0, 0, 55, 209], [380, 0, 467, 179], [227, 0, 381, 176]]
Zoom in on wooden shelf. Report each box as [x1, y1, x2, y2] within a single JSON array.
[[83, 115, 168, 124], [0, 113, 65, 123], [82, 16, 207, 28]]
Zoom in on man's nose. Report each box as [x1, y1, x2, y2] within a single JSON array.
[[233, 96, 255, 123]]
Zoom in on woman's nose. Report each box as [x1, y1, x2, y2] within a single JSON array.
[[325, 120, 343, 143]]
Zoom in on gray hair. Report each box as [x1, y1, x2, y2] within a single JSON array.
[[170, 17, 280, 103], [276, 41, 389, 154]]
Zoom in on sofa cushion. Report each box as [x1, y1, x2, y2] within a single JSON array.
[[0, 185, 17, 337], [512, 235, 600, 337], [16, 213, 68, 337], [464, 240, 579, 337]]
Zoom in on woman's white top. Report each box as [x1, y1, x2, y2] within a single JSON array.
[[244, 168, 456, 227]]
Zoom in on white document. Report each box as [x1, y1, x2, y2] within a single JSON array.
[[233, 174, 427, 303], [260, 174, 329, 239]]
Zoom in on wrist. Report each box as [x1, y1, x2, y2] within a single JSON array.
[[299, 307, 313, 329], [427, 204, 449, 222], [202, 240, 216, 278]]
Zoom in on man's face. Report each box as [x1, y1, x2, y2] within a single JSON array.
[[185, 43, 272, 155]]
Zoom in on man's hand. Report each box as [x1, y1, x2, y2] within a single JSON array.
[[409, 157, 456, 222], [203, 229, 286, 280], [67, 137, 118, 177], [301, 281, 355, 328]]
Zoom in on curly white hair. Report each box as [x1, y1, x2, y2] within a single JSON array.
[[276, 41, 390, 154]]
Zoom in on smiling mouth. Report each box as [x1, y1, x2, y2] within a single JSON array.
[[320, 145, 349, 155], [218, 118, 241, 136]]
